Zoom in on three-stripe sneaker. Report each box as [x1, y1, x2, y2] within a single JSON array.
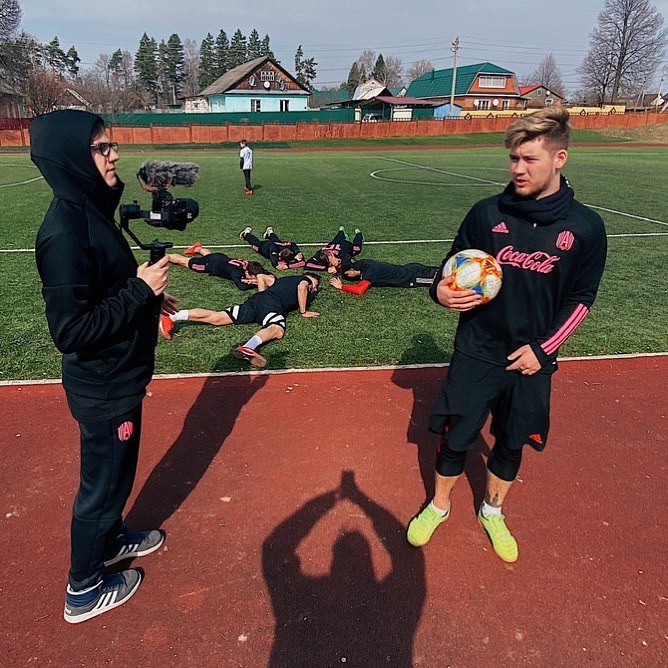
[[64, 569, 142, 624], [104, 527, 166, 567]]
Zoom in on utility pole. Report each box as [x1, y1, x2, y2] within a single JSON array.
[[449, 36, 460, 114]]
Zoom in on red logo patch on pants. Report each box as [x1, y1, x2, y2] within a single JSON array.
[[117, 421, 134, 442]]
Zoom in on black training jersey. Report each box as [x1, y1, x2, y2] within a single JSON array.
[[198, 253, 256, 290], [357, 260, 438, 287], [249, 275, 312, 314], [432, 178, 607, 370]]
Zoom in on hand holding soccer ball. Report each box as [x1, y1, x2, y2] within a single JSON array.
[[439, 249, 503, 310]]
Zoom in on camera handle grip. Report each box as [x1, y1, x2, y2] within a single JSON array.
[[147, 240, 174, 265]]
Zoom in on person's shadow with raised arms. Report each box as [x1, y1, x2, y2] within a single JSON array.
[[263, 470, 426, 668]]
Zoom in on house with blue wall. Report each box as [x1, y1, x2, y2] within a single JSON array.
[[185, 56, 311, 114]]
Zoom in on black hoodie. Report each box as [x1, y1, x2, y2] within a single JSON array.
[[431, 178, 607, 371], [31, 110, 161, 419]]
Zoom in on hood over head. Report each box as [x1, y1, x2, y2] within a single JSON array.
[[30, 109, 124, 215]]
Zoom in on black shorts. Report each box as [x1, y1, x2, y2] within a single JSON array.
[[188, 254, 230, 277], [223, 302, 287, 330], [430, 351, 552, 452]]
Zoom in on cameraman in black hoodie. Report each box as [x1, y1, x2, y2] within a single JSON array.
[[32, 110, 176, 623]]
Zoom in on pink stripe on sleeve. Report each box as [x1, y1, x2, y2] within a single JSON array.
[[541, 304, 589, 355]]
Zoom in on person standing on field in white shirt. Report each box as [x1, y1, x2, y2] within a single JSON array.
[[240, 139, 253, 195]]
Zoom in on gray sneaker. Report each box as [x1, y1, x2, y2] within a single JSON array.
[[263, 226, 274, 239], [64, 569, 142, 624], [240, 226, 252, 240], [104, 527, 166, 567]]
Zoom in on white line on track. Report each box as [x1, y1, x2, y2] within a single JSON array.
[[2, 352, 666, 387]]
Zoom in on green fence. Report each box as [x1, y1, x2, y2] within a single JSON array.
[[102, 109, 356, 127]]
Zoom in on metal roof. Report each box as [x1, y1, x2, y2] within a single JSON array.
[[406, 62, 514, 99]]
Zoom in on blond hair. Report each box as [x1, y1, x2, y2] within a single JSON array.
[[504, 107, 571, 150]]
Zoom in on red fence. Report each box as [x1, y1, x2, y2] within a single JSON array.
[[2, 113, 666, 147]]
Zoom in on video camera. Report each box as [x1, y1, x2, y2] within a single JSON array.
[[119, 160, 200, 264]]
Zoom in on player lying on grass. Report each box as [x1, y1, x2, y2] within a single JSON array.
[[305, 225, 364, 272], [167, 243, 275, 292], [406, 106, 607, 564], [160, 273, 320, 368], [240, 226, 305, 270], [329, 258, 439, 295]]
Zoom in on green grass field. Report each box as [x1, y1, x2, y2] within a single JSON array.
[[1, 138, 667, 381]]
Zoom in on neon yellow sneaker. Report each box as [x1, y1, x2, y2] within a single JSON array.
[[407, 504, 449, 547], [478, 509, 518, 562]]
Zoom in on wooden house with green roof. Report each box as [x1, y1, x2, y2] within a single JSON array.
[[406, 62, 524, 115]]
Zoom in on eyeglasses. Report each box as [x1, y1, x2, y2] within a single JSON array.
[[90, 141, 119, 157]]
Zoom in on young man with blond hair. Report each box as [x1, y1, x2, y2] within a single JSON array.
[[407, 107, 607, 562]]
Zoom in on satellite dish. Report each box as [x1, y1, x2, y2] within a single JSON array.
[[545, 90, 551, 97], [492, 98, 499, 106], [263, 81, 271, 89]]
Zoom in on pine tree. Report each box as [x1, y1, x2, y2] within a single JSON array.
[[165, 33, 185, 103], [261, 34, 274, 59], [372, 53, 386, 83], [213, 29, 229, 78], [229, 29, 247, 68], [343, 62, 360, 95], [294, 44, 304, 82], [295, 45, 317, 91], [134, 32, 159, 105], [65, 46, 80, 79], [248, 29, 262, 60], [198, 33, 216, 89], [44, 36, 67, 73]]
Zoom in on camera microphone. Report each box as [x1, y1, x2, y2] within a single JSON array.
[[137, 161, 200, 190]]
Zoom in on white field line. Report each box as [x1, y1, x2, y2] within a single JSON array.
[[374, 156, 668, 228], [3, 231, 668, 255], [2, 351, 667, 387], [0, 176, 43, 188]]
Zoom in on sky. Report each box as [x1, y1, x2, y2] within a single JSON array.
[[17, 0, 668, 92]]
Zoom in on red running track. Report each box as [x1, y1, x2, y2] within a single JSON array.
[[0, 356, 666, 667]]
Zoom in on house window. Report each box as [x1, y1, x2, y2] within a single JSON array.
[[479, 76, 506, 88], [280, 100, 290, 112], [502, 100, 510, 110], [477, 99, 490, 110], [260, 70, 275, 82], [251, 99, 261, 112], [537, 88, 544, 96], [545, 98, 553, 107]]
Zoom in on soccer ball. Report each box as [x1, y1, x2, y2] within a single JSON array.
[[442, 249, 503, 303]]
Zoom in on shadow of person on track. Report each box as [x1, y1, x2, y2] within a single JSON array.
[[392, 334, 490, 510], [263, 470, 426, 668], [125, 354, 282, 529], [391, 333, 447, 501]]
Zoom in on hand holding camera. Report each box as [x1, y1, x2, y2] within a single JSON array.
[[137, 256, 170, 296]]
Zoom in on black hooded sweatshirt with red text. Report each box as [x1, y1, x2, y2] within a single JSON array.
[[32, 110, 161, 419], [431, 177, 607, 371]]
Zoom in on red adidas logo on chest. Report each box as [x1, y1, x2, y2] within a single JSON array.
[[492, 221, 510, 233]]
